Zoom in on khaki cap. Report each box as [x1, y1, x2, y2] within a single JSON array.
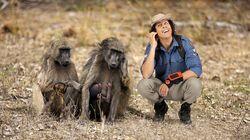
[[151, 13, 171, 26]]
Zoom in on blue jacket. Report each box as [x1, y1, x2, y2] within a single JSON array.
[[143, 35, 202, 82]]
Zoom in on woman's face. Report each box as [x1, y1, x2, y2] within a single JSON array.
[[155, 19, 172, 39]]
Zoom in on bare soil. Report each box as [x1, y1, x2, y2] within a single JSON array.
[[0, 1, 249, 139]]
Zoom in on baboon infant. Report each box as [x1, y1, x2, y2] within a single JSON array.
[[81, 37, 131, 122], [42, 82, 67, 118]]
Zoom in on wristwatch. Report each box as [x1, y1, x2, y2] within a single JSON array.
[[165, 71, 183, 88]]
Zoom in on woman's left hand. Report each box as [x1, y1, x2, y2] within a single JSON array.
[[159, 83, 168, 97]]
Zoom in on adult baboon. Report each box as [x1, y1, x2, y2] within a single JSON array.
[[81, 37, 131, 122], [36, 38, 81, 118]]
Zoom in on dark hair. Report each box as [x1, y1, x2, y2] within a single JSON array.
[[149, 19, 176, 36], [149, 19, 177, 67]]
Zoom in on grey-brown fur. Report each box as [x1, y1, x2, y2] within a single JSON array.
[[37, 38, 81, 118], [81, 37, 131, 122], [42, 82, 67, 118]]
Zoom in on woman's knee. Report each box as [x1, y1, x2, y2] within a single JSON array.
[[137, 78, 162, 103], [137, 79, 152, 94], [186, 77, 202, 96]]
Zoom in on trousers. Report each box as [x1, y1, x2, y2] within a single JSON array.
[[137, 77, 202, 104]]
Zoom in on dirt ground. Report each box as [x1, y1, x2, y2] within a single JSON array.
[[0, 0, 249, 139]]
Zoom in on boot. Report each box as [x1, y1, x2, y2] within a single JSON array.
[[178, 102, 192, 124], [153, 100, 168, 122]]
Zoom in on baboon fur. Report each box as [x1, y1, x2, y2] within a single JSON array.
[[81, 37, 131, 122], [37, 38, 81, 118], [42, 82, 67, 118]]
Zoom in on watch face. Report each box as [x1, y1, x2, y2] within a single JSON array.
[[169, 73, 179, 79]]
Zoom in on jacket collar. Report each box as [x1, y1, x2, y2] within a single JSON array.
[[157, 37, 179, 52]]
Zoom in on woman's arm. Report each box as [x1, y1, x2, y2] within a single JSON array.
[[142, 32, 158, 79]]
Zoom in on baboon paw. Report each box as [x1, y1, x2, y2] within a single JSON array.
[[79, 114, 88, 120], [106, 119, 114, 125], [105, 121, 114, 125], [107, 116, 115, 123]]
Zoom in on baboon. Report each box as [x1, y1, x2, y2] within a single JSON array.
[[42, 82, 67, 118], [36, 38, 82, 118], [81, 37, 131, 122], [1, 0, 8, 10]]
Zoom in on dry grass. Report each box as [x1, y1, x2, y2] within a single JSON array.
[[0, 0, 249, 139]]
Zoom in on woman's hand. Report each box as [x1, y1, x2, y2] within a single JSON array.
[[159, 83, 168, 97], [148, 32, 158, 48]]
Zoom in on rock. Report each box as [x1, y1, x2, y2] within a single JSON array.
[[37, 123, 45, 131], [0, 21, 19, 34], [2, 125, 14, 137], [63, 27, 76, 38], [235, 69, 244, 74], [211, 76, 221, 82]]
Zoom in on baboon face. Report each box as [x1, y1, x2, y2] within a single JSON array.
[[100, 37, 125, 69], [53, 83, 67, 93], [55, 47, 71, 67], [104, 48, 124, 69]]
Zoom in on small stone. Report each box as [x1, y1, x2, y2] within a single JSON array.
[[3, 125, 14, 136], [211, 76, 221, 82], [37, 123, 45, 131]]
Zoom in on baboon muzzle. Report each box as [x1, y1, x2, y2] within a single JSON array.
[[62, 60, 70, 66]]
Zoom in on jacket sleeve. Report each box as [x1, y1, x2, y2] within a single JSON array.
[[140, 43, 156, 73], [182, 37, 202, 77]]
